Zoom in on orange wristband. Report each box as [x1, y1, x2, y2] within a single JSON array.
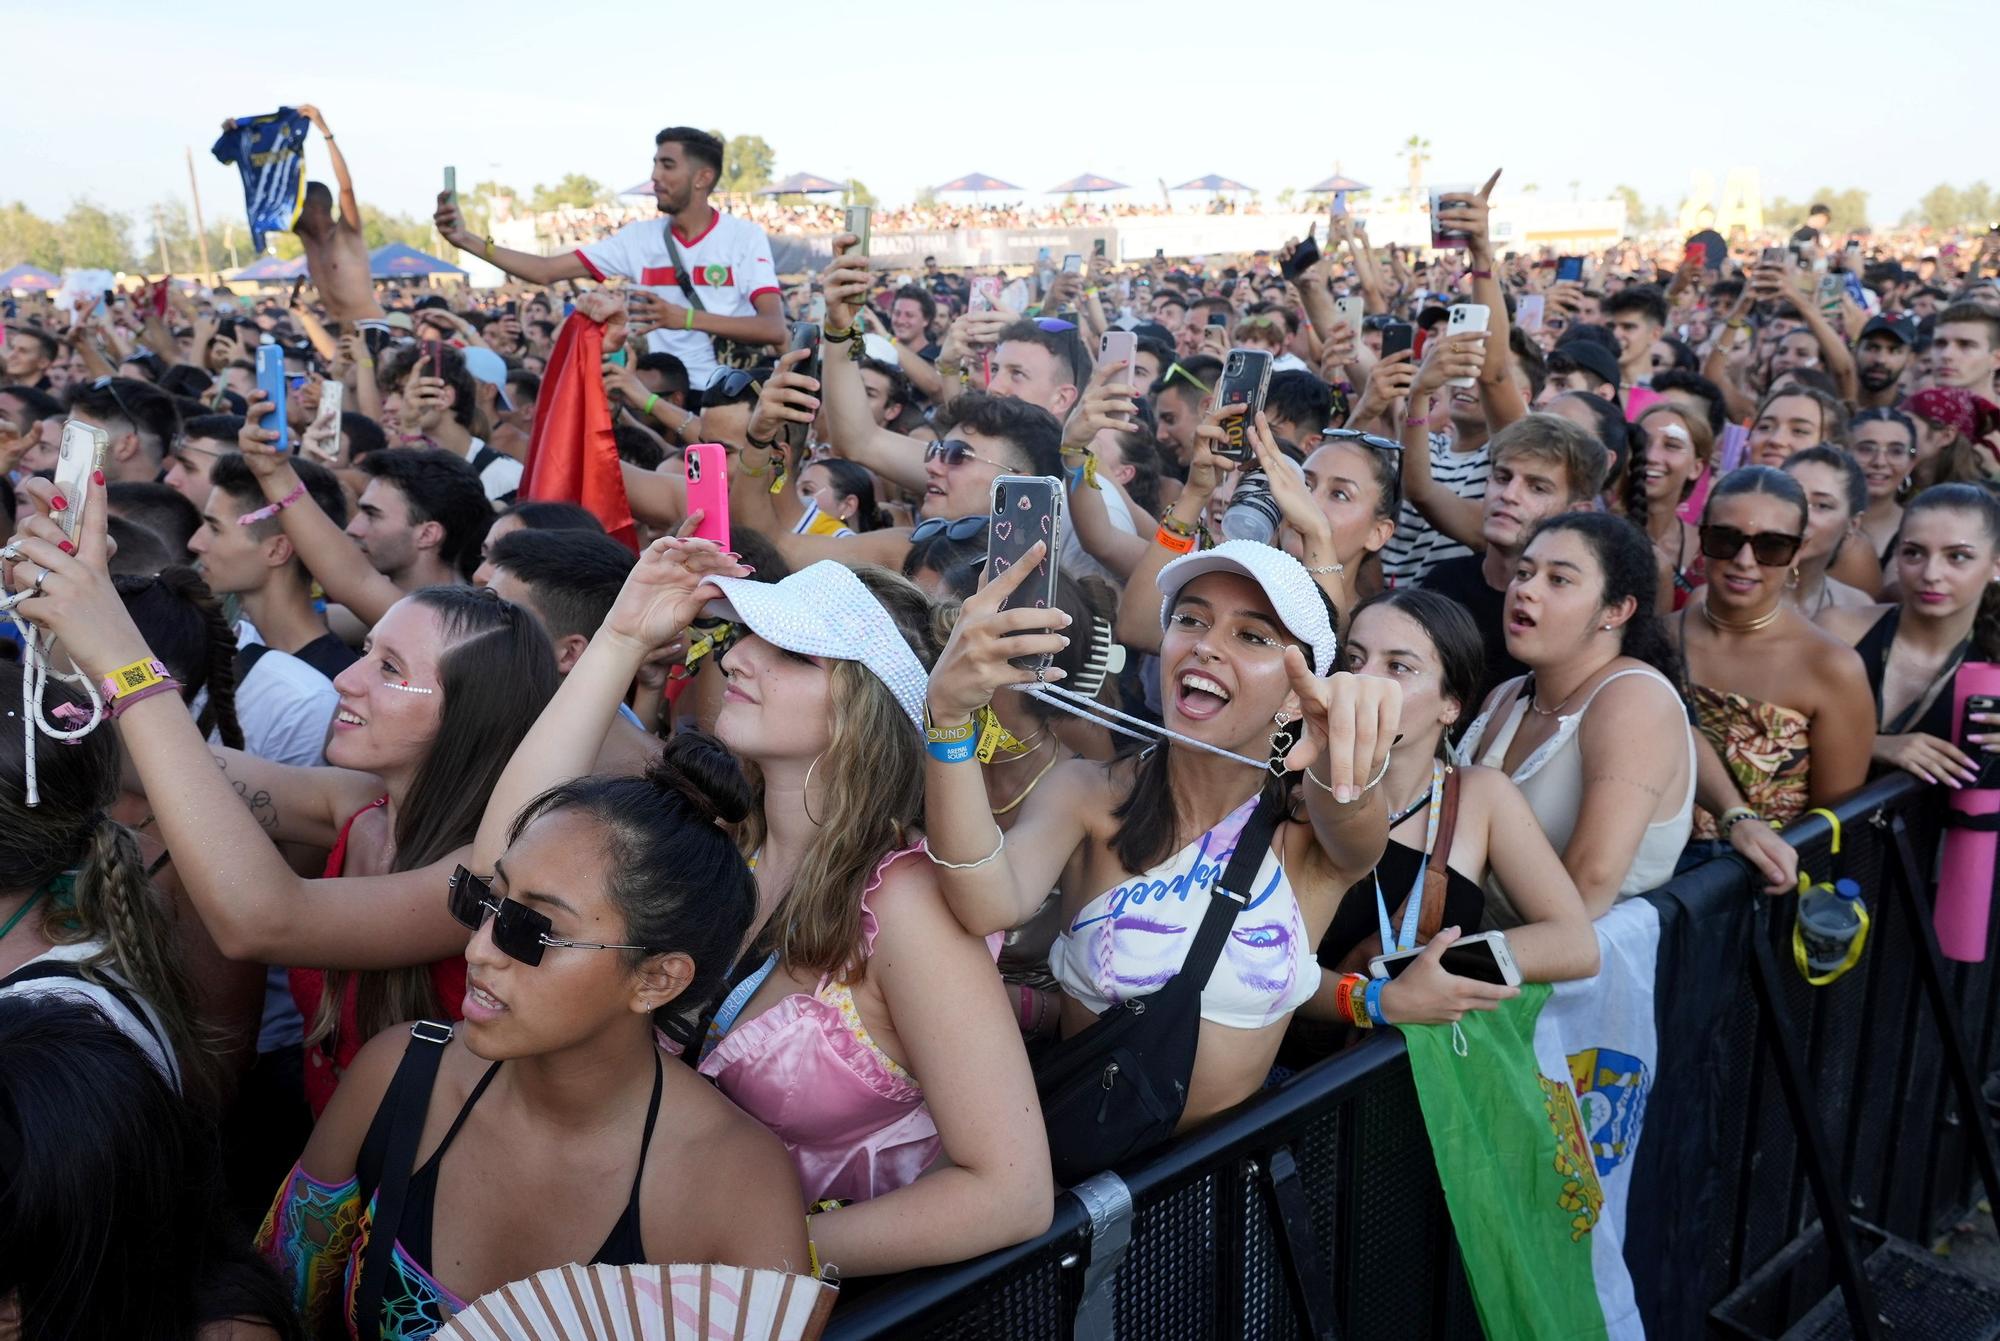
[[1154, 524, 1197, 555]]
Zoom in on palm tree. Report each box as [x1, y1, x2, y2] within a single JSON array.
[[1400, 135, 1432, 198]]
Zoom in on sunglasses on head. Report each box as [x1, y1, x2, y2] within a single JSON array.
[[702, 368, 765, 402], [910, 515, 988, 544], [1162, 362, 1213, 394], [1317, 427, 1406, 455], [447, 865, 653, 968], [1698, 524, 1804, 567], [925, 438, 1009, 470]]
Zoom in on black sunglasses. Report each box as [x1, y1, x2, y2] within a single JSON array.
[[702, 368, 766, 402], [1317, 428, 1405, 455], [1698, 524, 1804, 568], [447, 865, 652, 967], [924, 438, 1010, 470], [910, 516, 988, 544]]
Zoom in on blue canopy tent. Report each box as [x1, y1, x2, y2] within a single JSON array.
[[369, 242, 468, 279], [0, 263, 59, 292], [936, 173, 1022, 195], [1304, 173, 1371, 194], [1172, 174, 1256, 193], [225, 253, 307, 283], [1048, 173, 1130, 194], [760, 172, 848, 196]]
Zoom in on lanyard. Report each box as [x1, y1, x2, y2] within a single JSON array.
[[0, 886, 44, 944], [1014, 682, 1266, 770], [701, 952, 778, 1061], [1373, 760, 1445, 955]]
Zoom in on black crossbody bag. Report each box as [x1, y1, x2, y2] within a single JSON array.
[[1033, 791, 1283, 1186], [661, 226, 757, 371]]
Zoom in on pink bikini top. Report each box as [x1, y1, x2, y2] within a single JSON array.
[[699, 845, 977, 1205]]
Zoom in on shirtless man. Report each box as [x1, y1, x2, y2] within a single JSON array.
[[290, 104, 385, 336]]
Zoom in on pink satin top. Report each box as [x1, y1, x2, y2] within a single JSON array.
[[698, 845, 946, 1205]]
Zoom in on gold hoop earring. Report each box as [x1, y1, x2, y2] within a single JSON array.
[[803, 750, 827, 826], [1269, 711, 1293, 779], [1787, 567, 1801, 589]]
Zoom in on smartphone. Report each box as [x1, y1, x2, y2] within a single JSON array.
[[785, 322, 821, 451], [970, 276, 1001, 313], [1370, 930, 1521, 987], [985, 475, 1064, 673], [1214, 348, 1274, 462], [845, 205, 872, 257], [1515, 293, 1546, 334], [1965, 695, 2000, 788], [1061, 253, 1084, 275], [1378, 320, 1415, 361], [444, 165, 458, 215], [255, 343, 290, 453], [1682, 240, 1705, 270], [1205, 310, 1230, 329], [1093, 238, 1107, 259], [286, 276, 306, 310], [307, 379, 344, 457], [1759, 246, 1787, 267], [683, 444, 731, 552], [1335, 296, 1365, 339], [421, 337, 443, 382], [1816, 273, 1844, 309], [53, 421, 109, 539], [1555, 255, 1584, 284], [1280, 224, 1321, 281], [1429, 191, 1468, 249], [1444, 304, 1491, 388], [1331, 191, 1349, 218], [1098, 330, 1137, 384]]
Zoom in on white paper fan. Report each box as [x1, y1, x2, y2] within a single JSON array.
[[431, 1263, 837, 1341]]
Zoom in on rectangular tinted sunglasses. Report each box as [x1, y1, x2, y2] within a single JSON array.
[[447, 865, 650, 967], [1698, 524, 1803, 567]]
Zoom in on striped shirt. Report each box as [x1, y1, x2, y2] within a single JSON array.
[[1380, 432, 1490, 586]]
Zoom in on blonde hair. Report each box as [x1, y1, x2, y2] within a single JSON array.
[[738, 566, 941, 980]]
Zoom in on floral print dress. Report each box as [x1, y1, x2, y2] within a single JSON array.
[[1688, 683, 1812, 839]]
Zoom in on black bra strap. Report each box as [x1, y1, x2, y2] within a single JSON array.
[[627, 1049, 665, 1213]]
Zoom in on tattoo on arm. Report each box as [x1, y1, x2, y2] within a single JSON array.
[[212, 752, 280, 832], [1585, 772, 1667, 801]]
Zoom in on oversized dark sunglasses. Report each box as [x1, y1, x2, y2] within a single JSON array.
[[447, 865, 652, 967], [924, 438, 1009, 470], [1698, 524, 1804, 568], [910, 515, 988, 544]]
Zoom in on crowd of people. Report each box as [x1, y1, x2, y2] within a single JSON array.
[[3, 112, 1999, 1338]]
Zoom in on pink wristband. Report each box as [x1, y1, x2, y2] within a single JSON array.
[[105, 678, 182, 719], [238, 481, 306, 526]]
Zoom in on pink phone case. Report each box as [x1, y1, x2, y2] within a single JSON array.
[[683, 444, 731, 552], [1623, 385, 1662, 423]]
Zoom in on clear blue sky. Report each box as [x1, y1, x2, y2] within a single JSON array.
[[5, 0, 1981, 232]]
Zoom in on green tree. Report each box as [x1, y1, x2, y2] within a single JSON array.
[[1399, 135, 1432, 197], [462, 179, 520, 239], [709, 131, 775, 195], [1767, 187, 1869, 235], [0, 201, 61, 270], [844, 178, 877, 207], [362, 208, 436, 253], [58, 199, 135, 272], [528, 173, 606, 213], [1908, 181, 1995, 230]]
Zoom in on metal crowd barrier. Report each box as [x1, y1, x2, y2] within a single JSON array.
[[826, 773, 2000, 1340]]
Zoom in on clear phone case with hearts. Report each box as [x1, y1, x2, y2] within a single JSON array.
[[986, 475, 1064, 672]]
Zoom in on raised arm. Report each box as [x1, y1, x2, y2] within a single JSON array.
[[237, 398, 405, 627], [471, 537, 750, 870], [433, 191, 593, 287], [1113, 407, 1238, 652], [921, 546, 1094, 934], [6, 474, 464, 968], [296, 105, 360, 226], [1399, 340, 1488, 548], [1785, 270, 1860, 404], [818, 239, 929, 492]]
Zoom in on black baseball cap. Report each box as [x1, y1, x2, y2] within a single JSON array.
[[1859, 315, 1916, 346], [1548, 338, 1620, 389]]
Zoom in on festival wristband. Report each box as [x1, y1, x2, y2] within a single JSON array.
[[100, 657, 170, 703], [1155, 524, 1198, 555], [1364, 977, 1389, 1027], [642, 393, 660, 417], [106, 679, 183, 719], [927, 736, 979, 764], [925, 711, 977, 744], [237, 480, 306, 526], [684, 309, 696, 331]]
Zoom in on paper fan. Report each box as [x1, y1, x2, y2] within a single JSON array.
[[432, 1263, 836, 1341]]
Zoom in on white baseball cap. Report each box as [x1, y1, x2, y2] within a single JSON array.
[[705, 561, 929, 728], [1156, 539, 1338, 677]]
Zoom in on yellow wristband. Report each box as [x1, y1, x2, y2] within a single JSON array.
[[100, 657, 169, 701], [924, 708, 977, 744]]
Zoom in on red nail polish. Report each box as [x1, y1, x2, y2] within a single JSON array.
[[58, 540, 74, 555], [92, 470, 105, 486], [50, 495, 67, 510]]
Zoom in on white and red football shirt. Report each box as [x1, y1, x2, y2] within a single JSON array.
[[576, 211, 779, 386]]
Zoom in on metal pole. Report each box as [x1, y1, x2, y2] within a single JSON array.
[[185, 147, 213, 279], [152, 206, 171, 277]]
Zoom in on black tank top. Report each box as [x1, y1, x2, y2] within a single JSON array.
[[1316, 838, 1489, 972], [1855, 606, 1963, 740], [357, 1047, 664, 1273]]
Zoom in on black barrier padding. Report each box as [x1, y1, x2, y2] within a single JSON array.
[[829, 775, 1987, 1341]]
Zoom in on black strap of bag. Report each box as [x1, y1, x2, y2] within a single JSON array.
[[662, 227, 707, 313], [1167, 790, 1285, 998], [355, 1020, 453, 1341]]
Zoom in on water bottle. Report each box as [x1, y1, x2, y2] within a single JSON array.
[[1222, 469, 1280, 545], [1796, 878, 1865, 977]]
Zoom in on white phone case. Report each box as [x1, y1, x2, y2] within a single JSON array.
[[1444, 303, 1491, 388]]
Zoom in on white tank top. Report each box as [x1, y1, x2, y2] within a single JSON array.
[[1461, 666, 1695, 926]]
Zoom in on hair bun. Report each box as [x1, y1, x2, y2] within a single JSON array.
[[648, 731, 752, 827]]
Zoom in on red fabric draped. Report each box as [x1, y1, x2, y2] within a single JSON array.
[[520, 310, 637, 551]]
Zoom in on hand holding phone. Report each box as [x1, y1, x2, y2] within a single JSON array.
[[1214, 349, 1274, 461], [683, 444, 731, 551], [986, 476, 1064, 672], [255, 344, 290, 453], [53, 421, 109, 539], [1279, 224, 1321, 282], [844, 205, 872, 257]]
